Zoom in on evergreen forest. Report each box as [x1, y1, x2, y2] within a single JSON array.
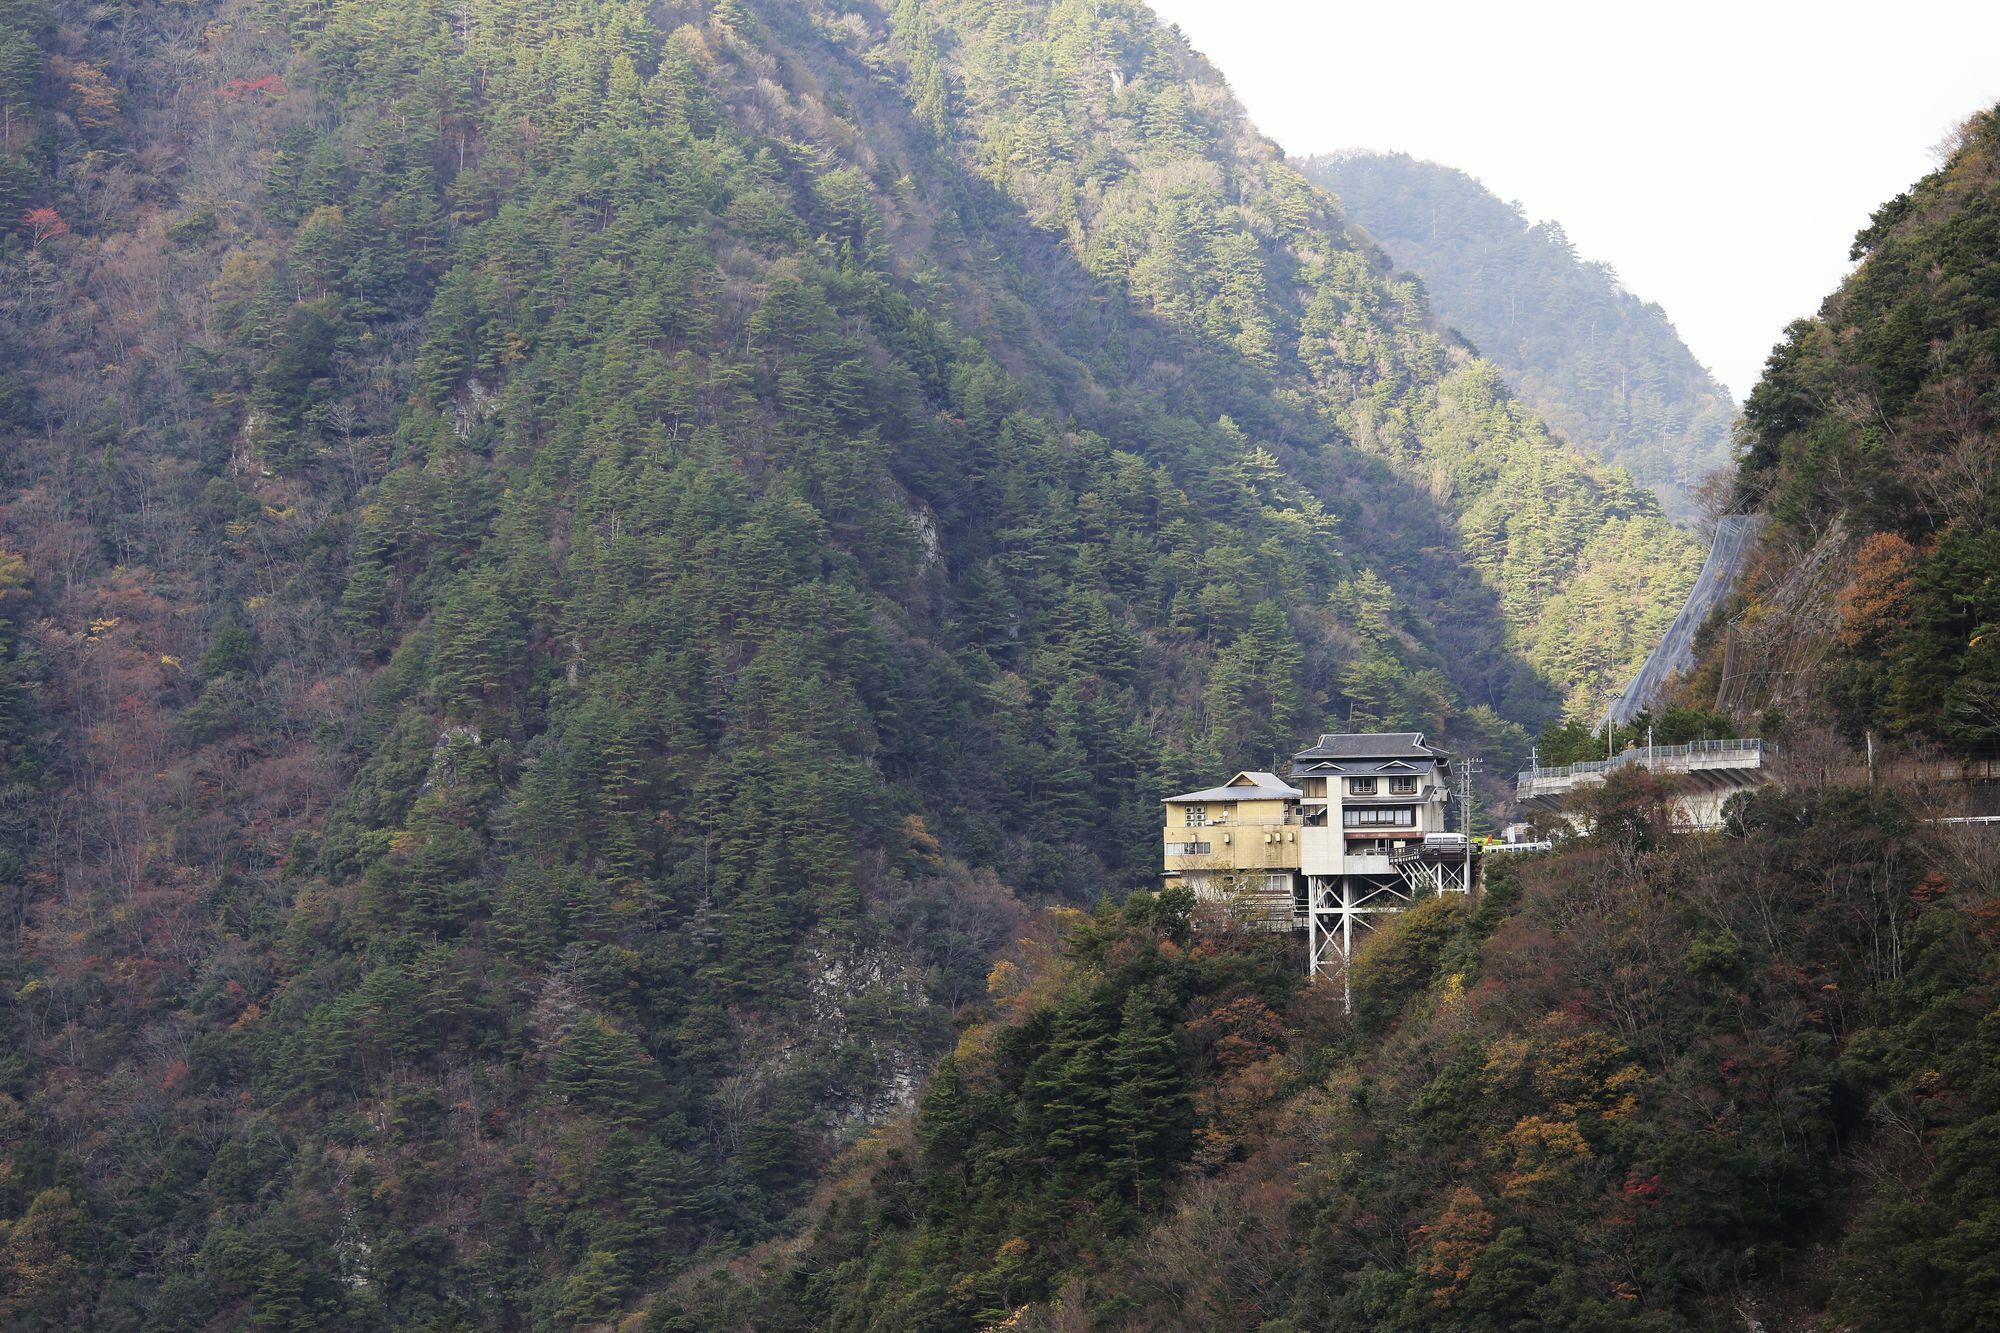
[[1305, 151, 1738, 518], [661, 103, 2000, 1333], [0, 0, 1994, 1330]]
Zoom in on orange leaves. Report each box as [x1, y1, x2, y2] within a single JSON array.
[[901, 812, 943, 866], [1411, 1186, 1495, 1307], [54, 58, 119, 133], [1471, 1016, 1643, 1203], [1483, 1013, 1645, 1122], [1184, 994, 1291, 1170], [1910, 871, 1950, 905], [1835, 531, 1918, 650], [1621, 1171, 1661, 1202], [1532, 1027, 1645, 1121], [1189, 1054, 1287, 1171], [1967, 897, 2000, 949], [1184, 994, 1286, 1071], [1497, 1115, 1592, 1199], [984, 958, 1022, 1002], [214, 74, 287, 101], [18, 206, 65, 248]]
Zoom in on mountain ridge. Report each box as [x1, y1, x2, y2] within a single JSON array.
[[1302, 150, 1739, 519], [662, 102, 2000, 1333], [0, 0, 1700, 1326]]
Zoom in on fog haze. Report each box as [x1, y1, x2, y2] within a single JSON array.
[[1149, 0, 2000, 399]]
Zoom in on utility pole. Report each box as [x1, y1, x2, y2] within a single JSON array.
[[1457, 755, 1482, 895]]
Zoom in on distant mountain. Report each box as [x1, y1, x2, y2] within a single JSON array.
[[1303, 152, 1737, 517]]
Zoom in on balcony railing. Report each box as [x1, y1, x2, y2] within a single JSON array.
[[1341, 786, 1439, 803], [1182, 813, 1304, 828]]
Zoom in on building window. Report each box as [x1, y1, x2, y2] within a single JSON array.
[[1169, 841, 1212, 855], [1184, 805, 1209, 827], [1344, 806, 1415, 827], [1389, 776, 1419, 795], [1348, 777, 1377, 795]]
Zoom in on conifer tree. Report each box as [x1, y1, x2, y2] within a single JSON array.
[[550, 1015, 657, 1128], [1106, 988, 1192, 1207]]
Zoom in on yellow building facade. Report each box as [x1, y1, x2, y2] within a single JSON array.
[[1162, 771, 1304, 926], [1165, 734, 1474, 993]]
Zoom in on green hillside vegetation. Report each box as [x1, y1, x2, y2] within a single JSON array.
[[675, 776, 2000, 1333], [1305, 152, 1738, 518], [0, 0, 1697, 1326], [1723, 106, 2000, 750], [669, 106, 2000, 1332]]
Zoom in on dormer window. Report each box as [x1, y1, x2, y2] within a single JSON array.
[[1348, 777, 1376, 795], [1389, 776, 1418, 795]]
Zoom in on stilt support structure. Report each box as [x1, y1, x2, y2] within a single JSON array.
[[1307, 874, 1421, 1012]]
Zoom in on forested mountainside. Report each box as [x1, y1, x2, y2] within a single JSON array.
[[0, 0, 1700, 1326], [1304, 152, 1738, 518], [670, 110, 2000, 1333], [1707, 106, 2000, 751]]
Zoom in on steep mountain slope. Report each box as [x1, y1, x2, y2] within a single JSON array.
[[0, 0, 1693, 1326], [1304, 151, 1738, 518], [1709, 106, 2000, 749], [680, 783, 2000, 1333], [671, 105, 2000, 1333]]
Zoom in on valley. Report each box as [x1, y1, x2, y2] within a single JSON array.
[[0, 2, 1994, 1330]]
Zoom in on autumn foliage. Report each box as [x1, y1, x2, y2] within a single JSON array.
[[1835, 531, 1918, 648], [213, 74, 286, 101], [16, 204, 59, 245]]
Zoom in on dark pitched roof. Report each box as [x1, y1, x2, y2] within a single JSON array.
[[1291, 731, 1449, 762]]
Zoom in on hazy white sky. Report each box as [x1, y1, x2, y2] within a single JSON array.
[[1148, 0, 2000, 400]]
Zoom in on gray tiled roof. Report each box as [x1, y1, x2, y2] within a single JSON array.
[[1162, 770, 1304, 803], [1291, 731, 1448, 761]]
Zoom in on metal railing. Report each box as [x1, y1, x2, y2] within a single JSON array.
[[1516, 738, 1769, 791], [1183, 813, 1305, 828], [1341, 785, 1440, 802]]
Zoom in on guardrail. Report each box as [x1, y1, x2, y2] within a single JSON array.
[[1516, 738, 1769, 792]]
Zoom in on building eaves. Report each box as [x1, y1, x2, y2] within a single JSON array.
[[1163, 781, 1304, 804], [1292, 730, 1445, 761]]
